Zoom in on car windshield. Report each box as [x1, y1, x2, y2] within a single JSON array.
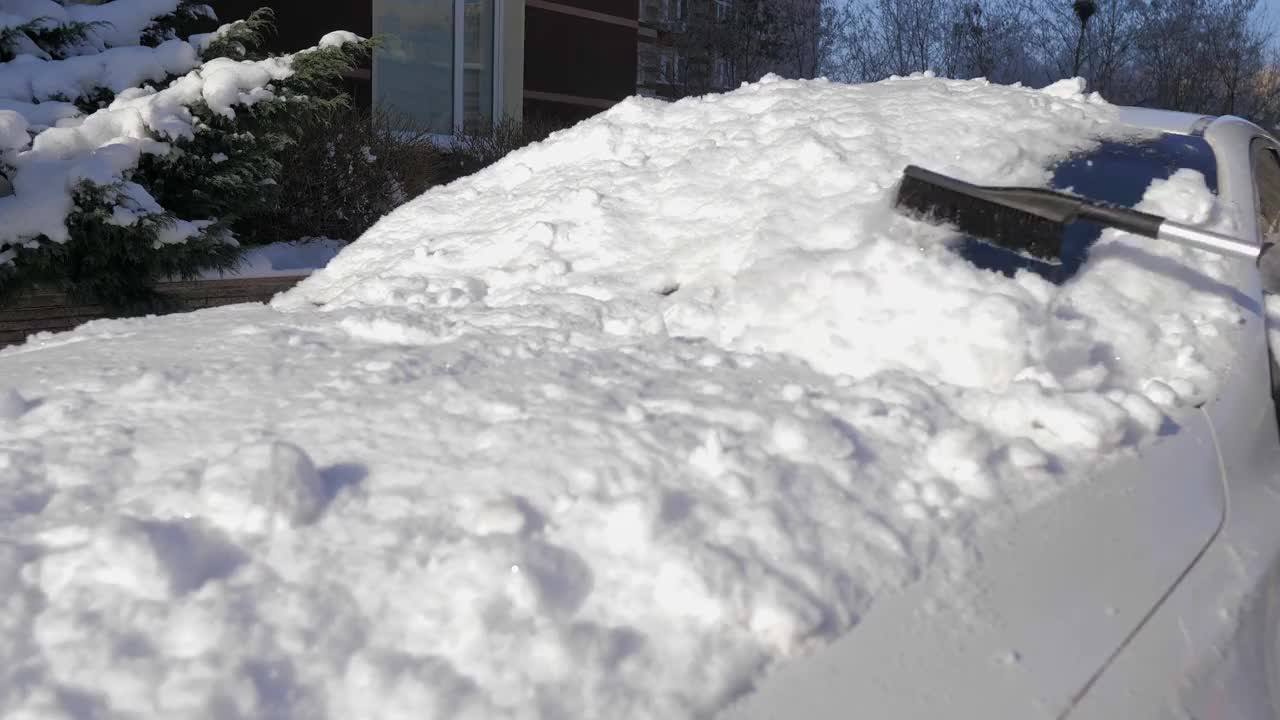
[[958, 132, 1220, 282]]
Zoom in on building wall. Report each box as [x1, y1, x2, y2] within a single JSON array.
[[208, 1, 525, 125], [637, 0, 739, 100], [211, 0, 373, 50], [501, 0, 525, 122], [638, 0, 825, 100], [207, 1, 644, 129], [521, 0, 639, 126], [209, 0, 375, 104]]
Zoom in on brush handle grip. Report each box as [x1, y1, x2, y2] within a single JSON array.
[[1111, 213, 1273, 291], [895, 165, 1267, 278], [1078, 204, 1163, 238], [1079, 200, 1260, 262], [1078, 193, 1271, 290]]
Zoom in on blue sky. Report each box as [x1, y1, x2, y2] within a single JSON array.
[[1264, 0, 1280, 41]]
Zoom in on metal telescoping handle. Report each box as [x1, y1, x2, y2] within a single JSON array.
[[1156, 221, 1260, 261]]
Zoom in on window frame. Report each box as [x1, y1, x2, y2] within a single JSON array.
[[658, 49, 689, 87], [1251, 136, 1280, 247], [1253, 134, 1280, 421], [713, 54, 734, 88], [664, 0, 688, 23], [372, 0, 505, 140], [457, 0, 505, 132]]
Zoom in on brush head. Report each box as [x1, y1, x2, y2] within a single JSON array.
[[894, 165, 1074, 262]]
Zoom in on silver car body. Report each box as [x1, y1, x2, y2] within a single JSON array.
[[723, 110, 1280, 720]]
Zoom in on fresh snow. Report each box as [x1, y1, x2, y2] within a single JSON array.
[[0, 0, 351, 256], [63, 0, 188, 50], [0, 107, 26, 149], [0, 0, 184, 53], [0, 76, 1254, 719], [0, 39, 200, 104], [1, 49, 295, 248], [197, 237, 345, 279], [0, 1, 366, 255], [318, 30, 363, 49], [0, 98, 78, 131]]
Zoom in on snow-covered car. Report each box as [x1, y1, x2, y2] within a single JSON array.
[[722, 104, 1280, 719], [1, 76, 1279, 720]]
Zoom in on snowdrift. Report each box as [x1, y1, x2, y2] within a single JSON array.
[[0, 76, 1250, 719]]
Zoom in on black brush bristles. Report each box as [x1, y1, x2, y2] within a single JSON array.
[[894, 165, 1071, 262]]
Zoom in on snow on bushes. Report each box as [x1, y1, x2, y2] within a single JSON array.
[[0, 0, 370, 308]]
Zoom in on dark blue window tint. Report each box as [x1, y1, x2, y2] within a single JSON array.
[[958, 133, 1218, 283]]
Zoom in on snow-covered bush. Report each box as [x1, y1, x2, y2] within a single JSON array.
[[236, 105, 440, 247], [0, 1, 371, 309], [434, 115, 571, 186], [241, 110, 576, 248]]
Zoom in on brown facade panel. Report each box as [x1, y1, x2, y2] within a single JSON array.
[[528, 0, 638, 21], [206, 1, 373, 104], [208, 1, 372, 49], [205, 2, 641, 123], [0, 277, 307, 349], [524, 7, 638, 102], [522, 96, 603, 127]]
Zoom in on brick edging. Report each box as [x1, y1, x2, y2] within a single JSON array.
[[0, 275, 307, 348]]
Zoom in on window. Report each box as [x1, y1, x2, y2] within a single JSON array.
[[659, 50, 688, 86], [663, 0, 687, 22], [373, 0, 500, 136], [463, 0, 495, 128], [715, 0, 733, 20], [1256, 138, 1280, 421], [957, 133, 1219, 283], [714, 55, 734, 88], [1252, 138, 1280, 245]]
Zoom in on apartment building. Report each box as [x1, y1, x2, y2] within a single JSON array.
[[637, 0, 739, 99], [638, 0, 822, 100], [523, 1, 641, 124], [210, 0, 640, 131]]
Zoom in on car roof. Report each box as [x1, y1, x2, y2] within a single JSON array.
[[1116, 106, 1215, 136]]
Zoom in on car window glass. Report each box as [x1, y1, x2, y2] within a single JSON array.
[[1253, 139, 1280, 244], [959, 133, 1218, 283]]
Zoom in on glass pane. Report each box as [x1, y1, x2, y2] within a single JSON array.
[[463, 0, 495, 129], [957, 133, 1218, 284], [373, 0, 454, 134]]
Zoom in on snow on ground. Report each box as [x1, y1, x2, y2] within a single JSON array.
[[0, 76, 1254, 719], [197, 238, 345, 280]]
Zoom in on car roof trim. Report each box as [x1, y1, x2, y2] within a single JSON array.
[[1116, 106, 1215, 136]]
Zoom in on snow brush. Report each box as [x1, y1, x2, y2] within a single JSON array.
[[894, 164, 1260, 265]]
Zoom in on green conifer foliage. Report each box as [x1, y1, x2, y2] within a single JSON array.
[[0, 1, 371, 311]]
